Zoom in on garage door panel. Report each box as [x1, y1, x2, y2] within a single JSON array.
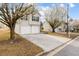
[[32, 26, 40, 33], [21, 26, 31, 34], [15, 24, 40, 34]]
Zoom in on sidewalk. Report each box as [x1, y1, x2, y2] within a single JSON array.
[[21, 34, 71, 52]]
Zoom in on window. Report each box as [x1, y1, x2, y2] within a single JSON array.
[[32, 15, 39, 21]]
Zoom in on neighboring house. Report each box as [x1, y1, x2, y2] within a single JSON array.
[[43, 21, 52, 32], [0, 14, 40, 34], [55, 24, 65, 32], [71, 20, 79, 32]]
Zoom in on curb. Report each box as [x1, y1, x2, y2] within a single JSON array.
[[36, 51, 46, 56]]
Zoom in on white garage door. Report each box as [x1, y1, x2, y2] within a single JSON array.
[[32, 26, 40, 33], [15, 25, 40, 34], [21, 26, 31, 34]]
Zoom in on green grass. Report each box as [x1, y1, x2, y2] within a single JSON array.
[[0, 30, 43, 56]]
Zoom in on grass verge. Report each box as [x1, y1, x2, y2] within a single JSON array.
[[47, 32, 79, 39]]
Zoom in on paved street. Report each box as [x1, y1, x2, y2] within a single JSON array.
[[54, 36, 79, 56], [21, 34, 70, 52]]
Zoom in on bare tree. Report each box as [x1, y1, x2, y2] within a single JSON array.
[[45, 5, 67, 32], [0, 3, 34, 40]]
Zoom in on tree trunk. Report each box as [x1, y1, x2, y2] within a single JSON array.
[[10, 25, 15, 40], [52, 28, 55, 32]]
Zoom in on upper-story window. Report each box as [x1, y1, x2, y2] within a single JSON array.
[[32, 15, 39, 22]]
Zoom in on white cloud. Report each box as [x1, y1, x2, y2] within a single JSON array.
[[41, 6, 50, 11], [37, 6, 50, 12], [60, 4, 65, 7], [69, 3, 75, 8]]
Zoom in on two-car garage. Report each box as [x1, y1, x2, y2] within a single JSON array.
[[15, 20, 40, 34], [20, 25, 40, 34]]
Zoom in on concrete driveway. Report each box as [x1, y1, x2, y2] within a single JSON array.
[[21, 34, 70, 52]]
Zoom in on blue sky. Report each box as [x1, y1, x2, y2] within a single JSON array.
[[69, 3, 79, 19], [38, 3, 79, 20]]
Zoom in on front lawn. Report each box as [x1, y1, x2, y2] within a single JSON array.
[[0, 29, 43, 56]]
